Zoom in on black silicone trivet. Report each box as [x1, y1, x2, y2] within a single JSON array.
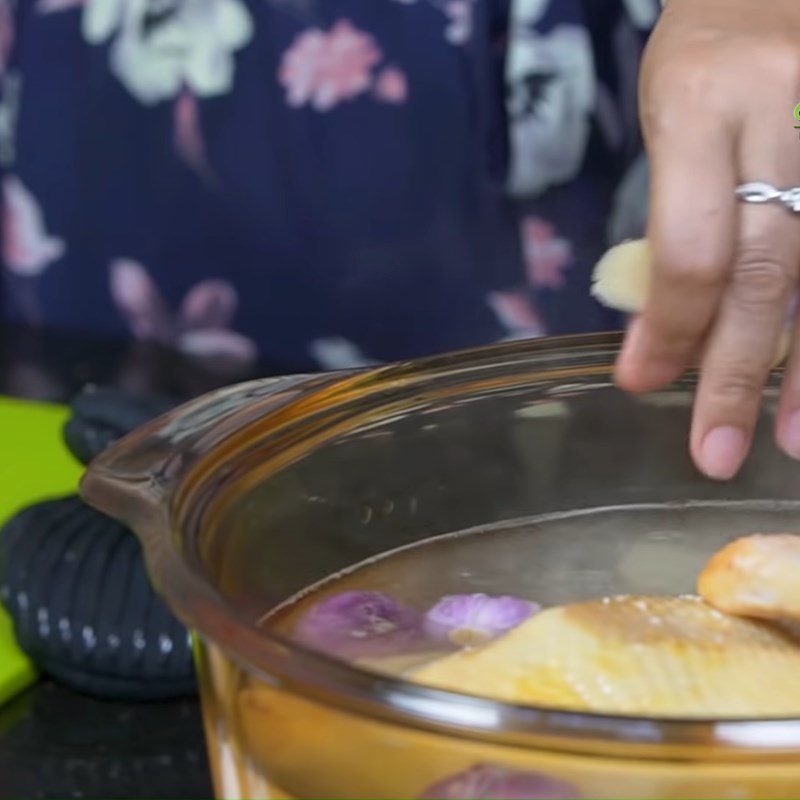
[[0, 496, 196, 700], [62, 385, 179, 465]]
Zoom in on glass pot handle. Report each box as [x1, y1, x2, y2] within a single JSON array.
[[79, 371, 350, 529]]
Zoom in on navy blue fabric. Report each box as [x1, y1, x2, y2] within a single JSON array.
[[0, 0, 654, 372]]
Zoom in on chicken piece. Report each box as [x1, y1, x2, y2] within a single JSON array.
[[698, 534, 800, 622], [355, 650, 451, 675], [591, 238, 790, 367], [411, 595, 800, 717]]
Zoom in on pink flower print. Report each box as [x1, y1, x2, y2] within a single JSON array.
[[173, 89, 211, 180], [487, 290, 546, 339], [2, 176, 65, 276], [444, 0, 473, 45], [324, 20, 381, 96], [109, 258, 174, 342], [180, 278, 238, 329], [373, 66, 408, 104], [278, 20, 382, 111], [278, 29, 326, 107], [177, 328, 257, 362], [520, 217, 572, 290], [109, 259, 257, 364]]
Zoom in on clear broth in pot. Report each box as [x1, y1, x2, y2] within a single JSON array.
[[198, 501, 800, 799]]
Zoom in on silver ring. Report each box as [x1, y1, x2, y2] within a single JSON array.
[[736, 182, 800, 213]]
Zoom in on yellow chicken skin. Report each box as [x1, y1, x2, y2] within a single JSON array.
[[698, 534, 800, 622], [411, 595, 800, 717]]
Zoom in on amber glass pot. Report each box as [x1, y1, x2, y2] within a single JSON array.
[[81, 334, 800, 800]]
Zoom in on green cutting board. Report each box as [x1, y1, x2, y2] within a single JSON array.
[[0, 397, 84, 705]]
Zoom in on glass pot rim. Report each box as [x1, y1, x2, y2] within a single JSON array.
[[80, 332, 800, 761]]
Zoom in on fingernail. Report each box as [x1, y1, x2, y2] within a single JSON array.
[[781, 410, 800, 460], [699, 426, 747, 480]]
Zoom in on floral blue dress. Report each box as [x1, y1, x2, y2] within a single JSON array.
[[0, 0, 657, 372]]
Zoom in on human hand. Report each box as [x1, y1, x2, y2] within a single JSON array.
[[615, 0, 800, 480]]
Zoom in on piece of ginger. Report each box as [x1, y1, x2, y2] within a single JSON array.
[[591, 238, 790, 367], [591, 238, 653, 314]]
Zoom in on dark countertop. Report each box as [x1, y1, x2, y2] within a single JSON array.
[[0, 324, 293, 799], [0, 682, 211, 799]]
